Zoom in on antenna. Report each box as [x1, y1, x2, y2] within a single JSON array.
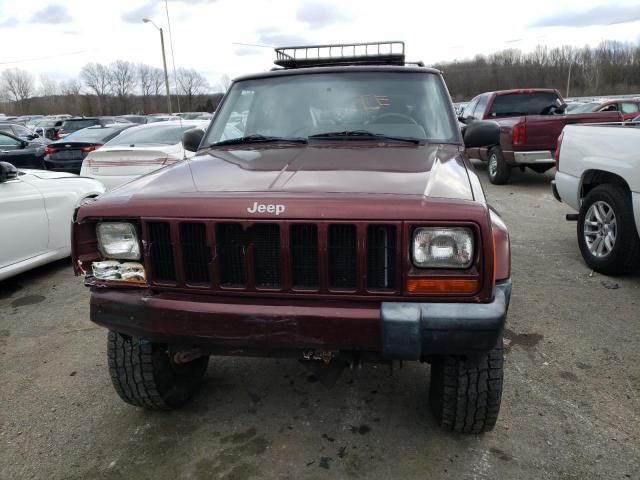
[[164, 0, 182, 117], [163, 0, 188, 161]]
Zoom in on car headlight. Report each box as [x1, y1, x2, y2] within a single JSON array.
[[412, 227, 473, 269], [97, 222, 141, 260]]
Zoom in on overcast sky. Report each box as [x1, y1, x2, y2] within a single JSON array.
[[1, 0, 640, 90]]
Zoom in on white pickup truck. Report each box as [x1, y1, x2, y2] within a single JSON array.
[[552, 123, 640, 274]]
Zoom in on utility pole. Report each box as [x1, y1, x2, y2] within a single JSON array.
[[566, 60, 573, 99], [143, 18, 172, 114]]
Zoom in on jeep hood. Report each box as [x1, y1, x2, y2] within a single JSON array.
[[108, 143, 473, 201]]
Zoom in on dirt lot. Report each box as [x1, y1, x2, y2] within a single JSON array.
[[1, 163, 639, 480]]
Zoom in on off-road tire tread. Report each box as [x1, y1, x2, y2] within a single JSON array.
[[577, 184, 640, 275], [430, 341, 503, 433], [107, 331, 207, 410]]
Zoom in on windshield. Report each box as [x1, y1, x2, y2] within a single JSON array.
[[63, 126, 123, 143], [205, 72, 460, 145], [488, 92, 562, 117], [568, 102, 600, 114], [104, 123, 200, 147]]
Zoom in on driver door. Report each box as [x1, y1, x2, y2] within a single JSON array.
[[0, 172, 49, 270]]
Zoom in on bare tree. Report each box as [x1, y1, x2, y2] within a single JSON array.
[[175, 68, 208, 109], [109, 60, 137, 97], [218, 73, 231, 92], [109, 60, 137, 112], [60, 79, 82, 96], [40, 75, 59, 97], [80, 63, 111, 113], [150, 68, 165, 96], [1, 68, 35, 109], [138, 63, 154, 97]]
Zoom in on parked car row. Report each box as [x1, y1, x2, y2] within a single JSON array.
[[0, 118, 210, 281], [566, 98, 640, 120]]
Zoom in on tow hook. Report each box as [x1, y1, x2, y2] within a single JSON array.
[[566, 213, 578, 221], [302, 349, 337, 364], [173, 348, 204, 364]]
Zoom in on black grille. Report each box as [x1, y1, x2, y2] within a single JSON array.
[[146, 220, 401, 294], [328, 224, 357, 289], [251, 224, 281, 288], [367, 225, 396, 289], [180, 223, 211, 285], [148, 222, 176, 282], [291, 224, 319, 288], [217, 223, 246, 287]]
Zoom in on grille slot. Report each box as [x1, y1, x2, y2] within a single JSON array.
[[328, 224, 357, 289], [290, 224, 319, 288], [251, 224, 281, 288], [217, 223, 245, 287], [148, 222, 176, 282], [367, 225, 396, 289], [180, 223, 211, 285]]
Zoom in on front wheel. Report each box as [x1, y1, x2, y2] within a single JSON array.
[[487, 147, 511, 185], [107, 331, 209, 410], [429, 339, 504, 433], [577, 184, 640, 275]]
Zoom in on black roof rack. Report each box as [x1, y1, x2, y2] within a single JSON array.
[[274, 41, 407, 68]]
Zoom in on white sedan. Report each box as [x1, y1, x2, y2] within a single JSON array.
[[80, 120, 209, 190], [0, 162, 105, 281]]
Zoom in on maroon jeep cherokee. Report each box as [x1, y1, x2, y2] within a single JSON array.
[[72, 42, 511, 433]]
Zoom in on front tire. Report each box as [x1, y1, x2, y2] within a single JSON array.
[[107, 331, 209, 410], [487, 147, 511, 185], [577, 184, 640, 275], [429, 339, 504, 433]]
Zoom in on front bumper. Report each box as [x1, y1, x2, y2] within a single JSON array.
[[381, 280, 512, 359], [90, 280, 511, 359]]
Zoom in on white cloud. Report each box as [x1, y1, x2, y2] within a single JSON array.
[[29, 4, 73, 24]]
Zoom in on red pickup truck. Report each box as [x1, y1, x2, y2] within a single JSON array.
[[460, 89, 623, 184]]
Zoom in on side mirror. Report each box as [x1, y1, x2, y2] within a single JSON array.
[[0, 161, 18, 182], [182, 128, 205, 153], [463, 120, 500, 149], [20, 140, 29, 148]]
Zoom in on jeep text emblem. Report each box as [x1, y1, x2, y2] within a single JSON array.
[[247, 202, 285, 216]]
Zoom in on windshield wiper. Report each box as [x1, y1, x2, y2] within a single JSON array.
[[308, 130, 422, 144], [210, 134, 307, 147]]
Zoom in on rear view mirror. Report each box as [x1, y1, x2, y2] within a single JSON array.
[[463, 120, 500, 149], [182, 128, 205, 152], [0, 161, 18, 182]]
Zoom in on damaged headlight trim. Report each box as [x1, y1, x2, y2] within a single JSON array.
[[92, 260, 146, 283], [96, 222, 141, 260], [412, 227, 474, 269]]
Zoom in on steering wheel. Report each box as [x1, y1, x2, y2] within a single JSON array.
[[368, 113, 418, 125]]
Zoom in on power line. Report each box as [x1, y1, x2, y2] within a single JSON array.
[[0, 49, 100, 66]]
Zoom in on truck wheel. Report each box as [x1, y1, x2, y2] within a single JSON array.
[[487, 147, 511, 185], [107, 331, 209, 410], [577, 184, 640, 275], [429, 339, 503, 433]]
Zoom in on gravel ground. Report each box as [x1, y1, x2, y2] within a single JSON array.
[[1, 163, 639, 480]]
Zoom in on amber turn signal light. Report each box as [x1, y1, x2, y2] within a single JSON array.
[[406, 278, 479, 294]]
